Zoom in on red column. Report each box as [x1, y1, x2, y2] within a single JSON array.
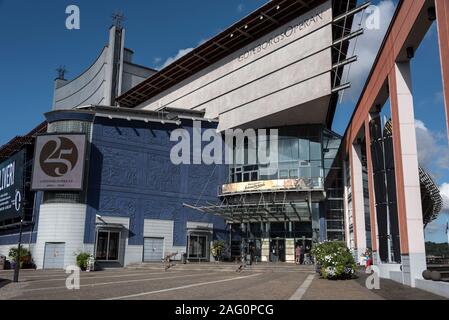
[[436, 0, 449, 141]]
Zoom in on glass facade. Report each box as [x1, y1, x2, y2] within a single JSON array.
[[228, 125, 324, 188], [222, 125, 344, 260]]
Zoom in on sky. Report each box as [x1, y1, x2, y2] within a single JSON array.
[[0, 1, 448, 243]]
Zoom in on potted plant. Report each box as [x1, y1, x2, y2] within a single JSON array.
[[76, 252, 93, 271], [210, 240, 225, 262], [8, 247, 32, 269]]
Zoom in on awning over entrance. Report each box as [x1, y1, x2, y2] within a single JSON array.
[[184, 191, 323, 223], [95, 223, 125, 230]]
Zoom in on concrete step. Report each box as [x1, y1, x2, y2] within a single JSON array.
[[126, 262, 315, 273], [428, 265, 449, 272]]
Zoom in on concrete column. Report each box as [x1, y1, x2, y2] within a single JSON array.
[[436, 0, 449, 141], [350, 142, 367, 264], [389, 61, 426, 287], [364, 116, 379, 264]]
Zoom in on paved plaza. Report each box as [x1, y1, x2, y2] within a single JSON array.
[[0, 263, 446, 300]]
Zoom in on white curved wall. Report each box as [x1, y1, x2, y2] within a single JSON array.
[[53, 48, 109, 110], [34, 204, 87, 269], [52, 26, 154, 111]]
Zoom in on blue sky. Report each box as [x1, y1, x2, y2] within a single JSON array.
[[0, 1, 448, 242]]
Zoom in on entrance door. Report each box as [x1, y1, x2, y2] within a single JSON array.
[[270, 239, 286, 262], [247, 239, 262, 262], [143, 237, 164, 262], [187, 234, 209, 261], [95, 230, 120, 261], [43, 242, 65, 269]]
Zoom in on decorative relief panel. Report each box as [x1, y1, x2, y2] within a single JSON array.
[[100, 147, 139, 187], [188, 165, 219, 196], [101, 125, 146, 143], [144, 153, 182, 192]]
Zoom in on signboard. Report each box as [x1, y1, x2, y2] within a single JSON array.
[[31, 134, 87, 191], [0, 150, 25, 221], [220, 177, 322, 195]]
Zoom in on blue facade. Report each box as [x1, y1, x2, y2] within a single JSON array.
[[84, 116, 227, 247]]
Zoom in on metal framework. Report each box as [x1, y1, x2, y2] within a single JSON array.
[[184, 189, 322, 224], [117, 0, 361, 128], [384, 119, 443, 226]]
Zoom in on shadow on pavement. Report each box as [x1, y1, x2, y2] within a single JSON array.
[[0, 278, 12, 289], [355, 271, 447, 300]]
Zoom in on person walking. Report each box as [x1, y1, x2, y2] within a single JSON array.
[[295, 245, 301, 265], [299, 245, 305, 265]]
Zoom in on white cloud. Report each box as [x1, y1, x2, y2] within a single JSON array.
[[415, 119, 449, 176], [237, 4, 245, 13], [440, 183, 449, 211], [159, 47, 194, 69], [157, 37, 211, 70], [341, 1, 396, 102]]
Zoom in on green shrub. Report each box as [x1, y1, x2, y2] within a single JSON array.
[[76, 252, 92, 270], [210, 240, 225, 259], [9, 247, 33, 268], [312, 241, 356, 280]]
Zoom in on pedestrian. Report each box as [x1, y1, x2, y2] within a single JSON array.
[[299, 245, 304, 265], [295, 245, 300, 265], [364, 249, 373, 270], [249, 245, 255, 265]]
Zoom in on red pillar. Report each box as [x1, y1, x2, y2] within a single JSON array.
[[364, 118, 378, 255], [436, 0, 449, 141]]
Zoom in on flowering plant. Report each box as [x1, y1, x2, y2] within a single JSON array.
[[311, 241, 356, 280], [210, 240, 225, 259]]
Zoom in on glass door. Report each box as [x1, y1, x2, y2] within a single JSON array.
[[95, 230, 120, 261], [187, 234, 209, 261], [270, 239, 286, 262]]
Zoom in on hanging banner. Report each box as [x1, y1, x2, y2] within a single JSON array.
[[0, 150, 25, 222]]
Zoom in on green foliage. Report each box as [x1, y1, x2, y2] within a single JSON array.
[[76, 252, 92, 270], [312, 241, 356, 280], [8, 247, 32, 269], [210, 240, 225, 258], [425, 242, 449, 257]]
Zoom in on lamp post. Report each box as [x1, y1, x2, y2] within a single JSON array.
[[13, 218, 24, 283], [446, 221, 449, 250]]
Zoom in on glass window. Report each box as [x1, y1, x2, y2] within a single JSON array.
[[289, 169, 299, 178], [310, 140, 322, 161], [251, 172, 258, 181], [96, 231, 120, 261], [299, 166, 311, 178], [298, 139, 310, 161], [279, 138, 293, 162], [96, 231, 108, 260], [108, 232, 119, 261], [236, 173, 242, 182], [279, 170, 289, 179]]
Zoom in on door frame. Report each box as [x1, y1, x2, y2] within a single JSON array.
[[95, 229, 121, 262], [186, 233, 210, 262]]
